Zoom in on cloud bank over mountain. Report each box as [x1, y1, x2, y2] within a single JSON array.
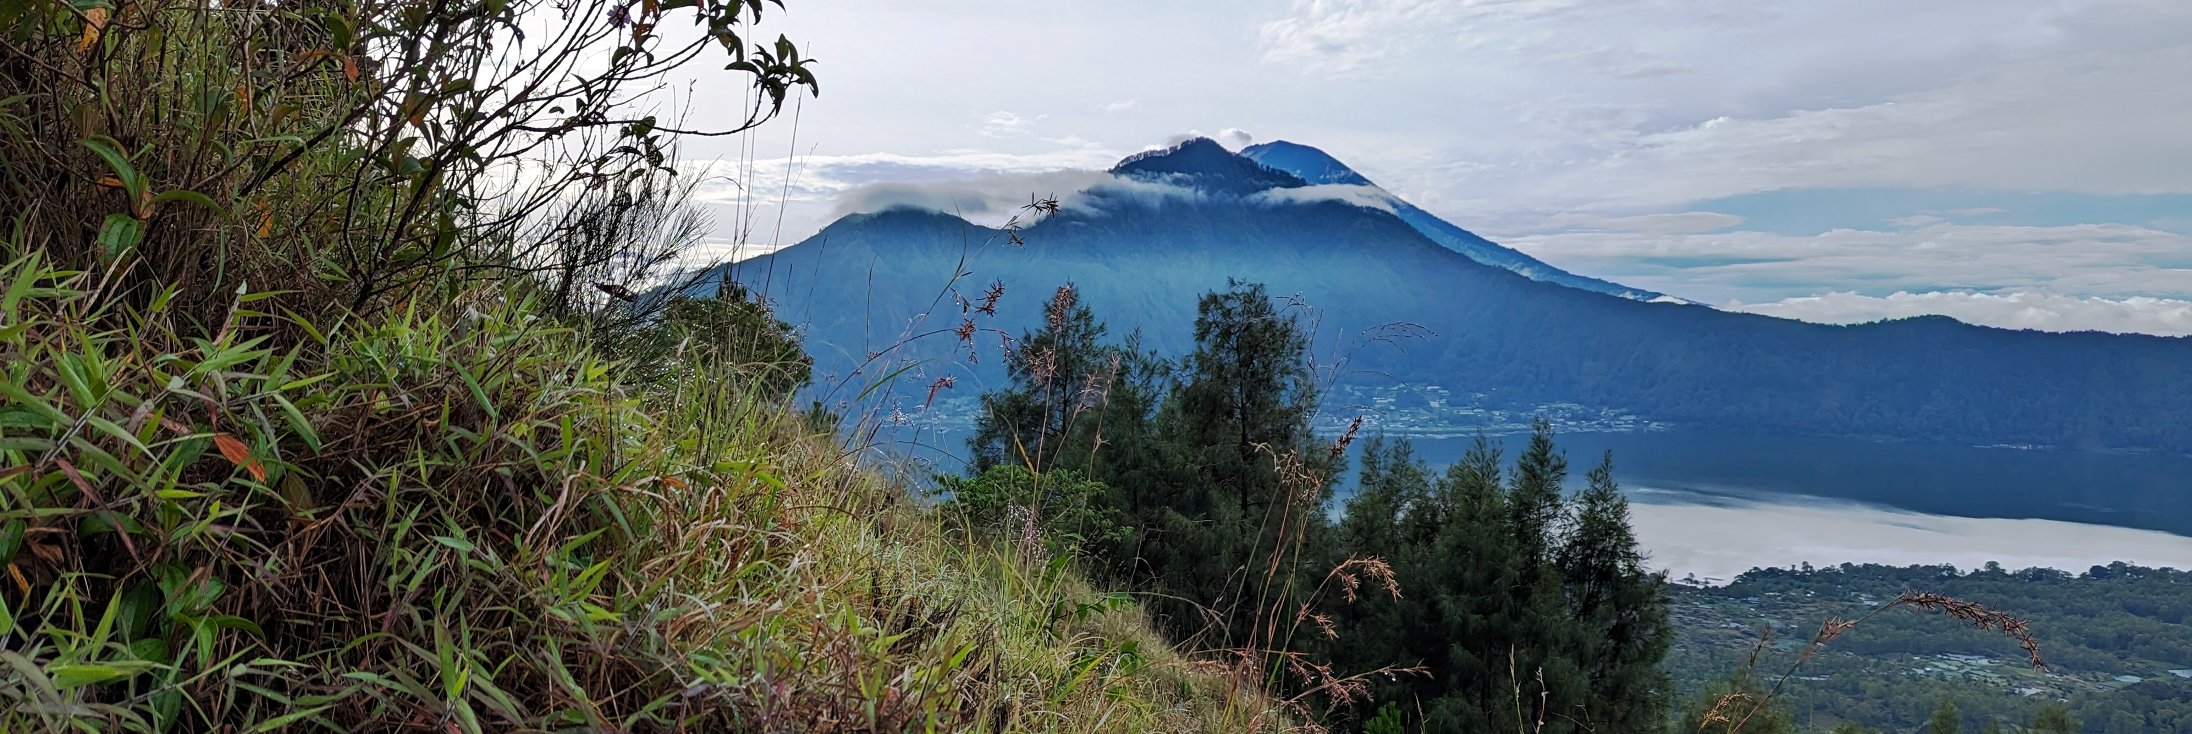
[[658, 0, 2192, 335]]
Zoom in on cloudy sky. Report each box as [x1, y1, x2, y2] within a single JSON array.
[[667, 0, 2192, 335]]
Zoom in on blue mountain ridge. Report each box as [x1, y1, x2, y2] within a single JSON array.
[[1239, 141, 1665, 301], [714, 138, 2192, 454]]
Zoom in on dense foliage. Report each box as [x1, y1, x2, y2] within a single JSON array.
[[1325, 434, 1674, 734], [1667, 563, 2192, 734], [953, 284, 1674, 733]]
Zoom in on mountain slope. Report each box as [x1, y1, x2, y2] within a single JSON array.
[[720, 139, 2192, 454], [1240, 140, 1666, 300]]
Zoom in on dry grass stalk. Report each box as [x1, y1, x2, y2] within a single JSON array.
[[1704, 588, 2045, 734]]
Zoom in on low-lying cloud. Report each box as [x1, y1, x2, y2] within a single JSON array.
[[1246, 184, 1398, 213], [830, 169, 1121, 223]]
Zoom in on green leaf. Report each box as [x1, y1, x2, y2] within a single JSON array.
[[150, 189, 225, 216], [50, 662, 153, 688], [251, 705, 335, 732], [207, 615, 264, 636], [79, 136, 143, 199], [129, 637, 170, 664], [96, 213, 145, 260]]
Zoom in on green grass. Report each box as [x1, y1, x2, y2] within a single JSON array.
[[0, 252, 1294, 732]]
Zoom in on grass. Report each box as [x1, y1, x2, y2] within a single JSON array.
[[0, 251, 1297, 732]]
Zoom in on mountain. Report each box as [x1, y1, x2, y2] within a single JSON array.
[[1239, 140, 1666, 300], [716, 138, 2192, 453]]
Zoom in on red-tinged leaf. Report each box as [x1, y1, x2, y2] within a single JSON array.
[[212, 433, 265, 480], [55, 459, 101, 503], [213, 433, 248, 464], [343, 56, 359, 83]]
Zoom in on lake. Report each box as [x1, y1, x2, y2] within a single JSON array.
[[1383, 429, 2192, 534], [1379, 429, 2192, 581], [884, 426, 2192, 582]]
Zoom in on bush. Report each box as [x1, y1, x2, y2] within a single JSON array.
[[934, 465, 1124, 561]]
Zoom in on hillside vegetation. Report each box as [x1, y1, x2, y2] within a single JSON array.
[[1669, 564, 2192, 734], [0, 0, 2101, 731], [0, 0, 1298, 729]]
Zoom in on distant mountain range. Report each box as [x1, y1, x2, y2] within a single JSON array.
[[715, 138, 2192, 452]]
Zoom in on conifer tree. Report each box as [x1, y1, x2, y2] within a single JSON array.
[[2032, 705, 2081, 734], [1134, 280, 1332, 648], [967, 284, 1163, 477], [1508, 417, 1569, 568], [1557, 452, 1674, 732], [1327, 427, 1672, 734], [1931, 700, 1965, 734]]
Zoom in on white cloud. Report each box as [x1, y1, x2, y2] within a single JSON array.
[[980, 111, 1042, 138], [1508, 44, 2192, 214], [1239, 0, 2192, 227], [1505, 222, 2192, 305], [1217, 127, 1255, 150], [645, 0, 2192, 316], [1246, 183, 1397, 213], [830, 169, 1122, 222], [1889, 215, 1946, 228], [1533, 211, 1745, 236], [1256, 0, 1448, 75], [678, 148, 1130, 252], [1723, 291, 2192, 337], [1629, 488, 2192, 584]]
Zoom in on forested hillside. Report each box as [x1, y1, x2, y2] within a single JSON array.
[[1668, 564, 2192, 734], [0, 0, 1308, 730]]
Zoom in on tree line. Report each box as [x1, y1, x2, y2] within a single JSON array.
[[939, 281, 1675, 733]]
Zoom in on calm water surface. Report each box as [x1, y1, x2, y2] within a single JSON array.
[[1387, 430, 2192, 537], [896, 427, 2192, 537]]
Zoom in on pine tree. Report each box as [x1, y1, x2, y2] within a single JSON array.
[[1508, 417, 1569, 569], [1134, 280, 1331, 649], [1329, 429, 1672, 734], [1557, 452, 1674, 733], [1930, 700, 1964, 734], [2031, 705, 2080, 734], [967, 284, 1163, 477]]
